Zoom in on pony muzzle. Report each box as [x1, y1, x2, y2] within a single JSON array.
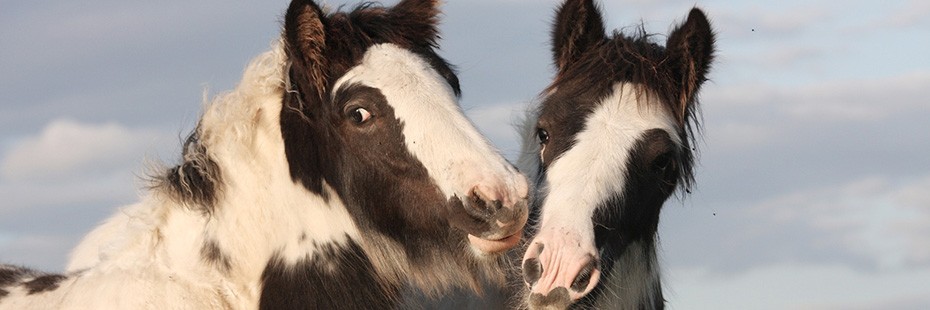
[[522, 232, 602, 307], [447, 182, 529, 254]]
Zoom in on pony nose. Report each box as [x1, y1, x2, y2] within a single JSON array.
[[449, 178, 529, 254], [464, 183, 527, 238], [465, 187, 504, 219], [522, 239, 601, 303]]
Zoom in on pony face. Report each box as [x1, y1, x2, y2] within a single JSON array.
[[277, 0, 528, 294], [521, 0, 714, 307]]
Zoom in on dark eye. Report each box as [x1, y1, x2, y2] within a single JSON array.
[[652, 152, 675, 173], [349, 107, 372, 124], [537, 128, 550, 145]]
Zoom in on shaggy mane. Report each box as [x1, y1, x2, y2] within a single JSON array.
[[152, 43, 288, 212]]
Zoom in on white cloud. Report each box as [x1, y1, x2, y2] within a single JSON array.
[[705, 72, 930, 122], [0, 118, 170, 271], [747, 175, 930, 270], [1, 118, 166, 181], [782, 72, 930, 121]]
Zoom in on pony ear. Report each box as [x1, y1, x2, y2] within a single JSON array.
[[666, 8, 715, 122], [552, 0, 607, 73], [387, 0, 441, 47], [284, 0, 329, 96]]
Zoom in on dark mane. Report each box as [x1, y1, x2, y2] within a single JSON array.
[[153, 126, 222, 213], [296, 2, 461, 98], [545, 26, 701, 192]]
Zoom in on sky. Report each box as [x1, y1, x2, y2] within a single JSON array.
[[1, 0, 929, 309]]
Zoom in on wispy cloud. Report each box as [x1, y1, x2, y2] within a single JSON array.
[[0, 119, 170, 271], [711, 3, 833, 40], [873, 0, 930, 29], [1, 119, 167, 181], [706, 72, 930, 122], [751, 176, 930, 269]]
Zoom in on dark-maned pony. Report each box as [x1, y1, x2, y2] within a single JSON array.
[[517, 0, 715, 308]]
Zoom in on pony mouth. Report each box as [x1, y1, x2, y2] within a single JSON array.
[[468, 230, 523, 254]]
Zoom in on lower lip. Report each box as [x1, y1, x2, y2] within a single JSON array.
[[469, 230, 523, 254]]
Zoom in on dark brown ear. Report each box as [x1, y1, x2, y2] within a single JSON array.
[[552, 0, 607, 73], [386, 0, 441, 47], [666, 8, 716, 123], [284, 0, 328, 97]]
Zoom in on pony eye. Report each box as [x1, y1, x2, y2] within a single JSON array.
[[537, 128, 550, 145], [350, 107, 372, 124], [652, 152, 675, 173]]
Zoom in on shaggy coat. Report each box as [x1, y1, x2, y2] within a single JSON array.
[[1, 1, 529, 309]]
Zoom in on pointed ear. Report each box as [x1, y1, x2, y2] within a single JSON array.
[[666, 8, 715, 121], [552, 0, 607, 73], [387, 0, 441, 47], [284, 0, 328, 97]]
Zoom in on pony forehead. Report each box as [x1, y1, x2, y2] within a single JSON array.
[[539, 82, 681, 144], [588, 83, 679, 142], [332, 43, 457, 101]]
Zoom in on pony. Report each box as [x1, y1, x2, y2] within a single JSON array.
[[516, 0, 716, 308], [0, 0, 530, 308]]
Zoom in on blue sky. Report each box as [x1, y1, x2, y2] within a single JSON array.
[[2, 0, 929, 309]]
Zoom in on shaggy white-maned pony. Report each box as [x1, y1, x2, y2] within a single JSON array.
[[0, 0, 529, 309]]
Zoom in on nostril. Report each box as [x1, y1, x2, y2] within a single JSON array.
[[571, 257, 598, 293], [465, 191, 492, 219], [523, 258, 543, 287], [490, 199, 503, 212]]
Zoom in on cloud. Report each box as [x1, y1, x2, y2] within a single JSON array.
[[753, 176, 930, 269], [0, 118, 170, 271], [781, 73, 930, 122], [705, 72, 930, 122], [667, 263, 930, 310], [1, 118, 167, 181], [711, 3, 832, 40], [874, 0, 930, 29], [664, 174, 930, 275]]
